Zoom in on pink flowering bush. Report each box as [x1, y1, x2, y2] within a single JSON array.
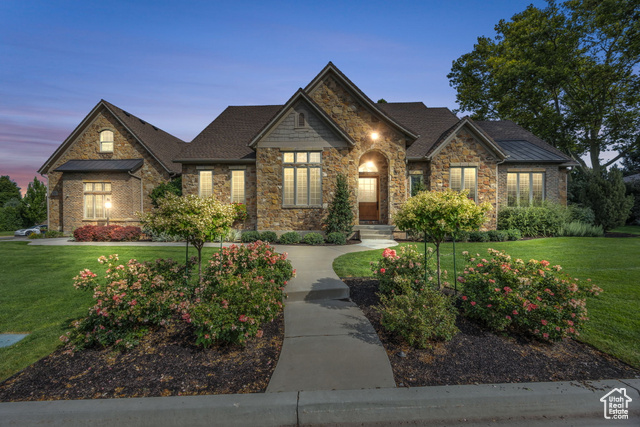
[[459, 249, 603, 342], [190, 241, 294, 346], [371, 246, 434, 296], [62, 255, 195, 350]]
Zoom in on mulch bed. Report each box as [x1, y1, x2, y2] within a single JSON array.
[[344, 278, 640, 387], [0, 314, 283, 402]]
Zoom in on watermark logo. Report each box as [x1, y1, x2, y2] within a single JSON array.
[[600, 388, 632, 420]]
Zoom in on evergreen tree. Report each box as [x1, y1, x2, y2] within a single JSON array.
[[0, 175, 21, 206], [0, 198, 24, 231], [579, 168, 633, 231], [323, 174, 354, 235], [21, 177, 47, 226]]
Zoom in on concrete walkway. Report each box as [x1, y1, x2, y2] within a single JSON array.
[[267, 240, 397, 392]]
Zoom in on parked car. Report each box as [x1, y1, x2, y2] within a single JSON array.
[[14, 224, 48, 237]]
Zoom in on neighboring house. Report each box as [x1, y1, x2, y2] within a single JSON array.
[[623, 173, 640, 183], [40, 62, 577, 233]]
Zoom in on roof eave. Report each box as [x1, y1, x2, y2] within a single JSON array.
[[175, 158, 256, 164]]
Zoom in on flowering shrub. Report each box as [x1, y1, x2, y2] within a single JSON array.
[[459, 249, 603, 341], [371, 246, 434, 296], [73, 225, 142, 242], [62, 255, 195, 350], [190, 241, 294, 345], [378, 284, 459, 348]]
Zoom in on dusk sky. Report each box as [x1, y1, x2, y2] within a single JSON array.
[[1, 0, 549, 194]]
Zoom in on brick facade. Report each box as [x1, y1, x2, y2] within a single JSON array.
[[45, 108, 171, 232]]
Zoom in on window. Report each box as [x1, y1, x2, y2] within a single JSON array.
[[282, 151, 322, 206], [450, 167, 477, 201], [298, 113, 305, 127], [231, 170, 245, 203], [84, 182, 111, 219], [100, 130, 114, 152], [199, 170, 213, 197], [507, 172, 545, 206], [410, 174, 425, 197]]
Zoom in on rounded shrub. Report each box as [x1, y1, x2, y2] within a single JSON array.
[[505, 229, 522, 241], [302, 232, 324, 245], [372, 246, 433, 296], [469, 230, 490, 242], [325, 232, 347, 245], [378, 286, 459, 348], [259, 231, 278, 243], [488, 230, 508, 242], [278, 231, 301, 244], [241, 230, 260, 243]]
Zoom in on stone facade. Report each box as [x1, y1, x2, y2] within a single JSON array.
[[428, 129, 499, 229], [182, 163, 257, 230], [45, 108, 171, 232]]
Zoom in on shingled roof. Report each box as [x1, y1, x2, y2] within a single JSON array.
[[101, 100, 185, 173], [39, 100, 185, 175], [176, 105, 282, 162]]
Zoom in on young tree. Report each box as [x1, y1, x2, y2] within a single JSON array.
[[0, 175, 21, 206], [140, 194, 236, 280], [394, 189, 491, 289], [21, 177, 47, 226], [0, 198, 24, 231], [448, 0, 640, 174], [323, 173, 354, 236]]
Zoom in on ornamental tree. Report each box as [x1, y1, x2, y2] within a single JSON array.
[[140, 194, 236, 280], [323, 173, 354, 236], [21, 177, 47, 226], [394, 189, 491, 289]]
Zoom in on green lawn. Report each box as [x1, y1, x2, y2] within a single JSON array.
[[0, 242, 220, 381], [611, 225, 640, 235], [0, 231, 14, 237], [334, 237, 640, 369]]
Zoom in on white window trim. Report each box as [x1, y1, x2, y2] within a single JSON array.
[[99, 129, 114, 153], [450, 166, 478, 202], [507, 172, 546, 207], [230, 169, 245, 203], [282, 151, 322, 207], [199, 170, 213, 197]]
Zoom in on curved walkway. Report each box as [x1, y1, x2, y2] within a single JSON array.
[[267, 240, 397, 392]]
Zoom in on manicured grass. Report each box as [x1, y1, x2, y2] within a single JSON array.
[[0, 242, 220, 382], [0, 231, 15, 237], [610, 225, 640, 235], [334, 237, 640, 369]]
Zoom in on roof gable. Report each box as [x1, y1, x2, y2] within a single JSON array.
[[38, 100, 185, 175], [249, 89, 355, 148], [305, 62, 419, 143], [427, 117, 508, 161]]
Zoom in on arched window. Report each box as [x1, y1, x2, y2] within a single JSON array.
[[100, 130, 114, 152], [358, 161, 378, 173]]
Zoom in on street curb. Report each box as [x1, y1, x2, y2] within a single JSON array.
[[1, 380, 638, 426]]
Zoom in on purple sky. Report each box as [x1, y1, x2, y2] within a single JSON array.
[[1, 0, 552, 194]]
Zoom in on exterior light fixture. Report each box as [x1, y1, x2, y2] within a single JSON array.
[[105, 198, 112, 226], [371, 132, 379, 140]]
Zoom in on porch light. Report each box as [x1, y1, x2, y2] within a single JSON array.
[[371, 132, 379, 140]]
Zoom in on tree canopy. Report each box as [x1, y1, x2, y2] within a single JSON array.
[[448, 0, 640, 174], [0, 175, 21, 207], [21, 177, 47, 226]]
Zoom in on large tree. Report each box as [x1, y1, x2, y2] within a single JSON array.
[[448, 0, 640, 174], [21, 177, 47, 226]]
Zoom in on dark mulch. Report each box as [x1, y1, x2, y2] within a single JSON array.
[[344, 278, 640, 387], [0, 314, 283, 402]]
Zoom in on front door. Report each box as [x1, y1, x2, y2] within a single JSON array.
[[358, 176, 379, 221]]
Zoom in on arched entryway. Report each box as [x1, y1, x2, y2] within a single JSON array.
[[358, 151, 388, 224]]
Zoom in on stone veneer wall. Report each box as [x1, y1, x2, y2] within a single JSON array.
[[305, 74, 409, 228], [429, 129, 498, 229], [497, 163, 568, 207], [45, 109, 171, 232], [407, 161, 430, 195], [181, 164, 258, 230]]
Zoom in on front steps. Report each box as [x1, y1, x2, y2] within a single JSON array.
[[354, 224, 395, 240]]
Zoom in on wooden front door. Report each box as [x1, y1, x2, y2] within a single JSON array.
[[358, 176, 379, 221]]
